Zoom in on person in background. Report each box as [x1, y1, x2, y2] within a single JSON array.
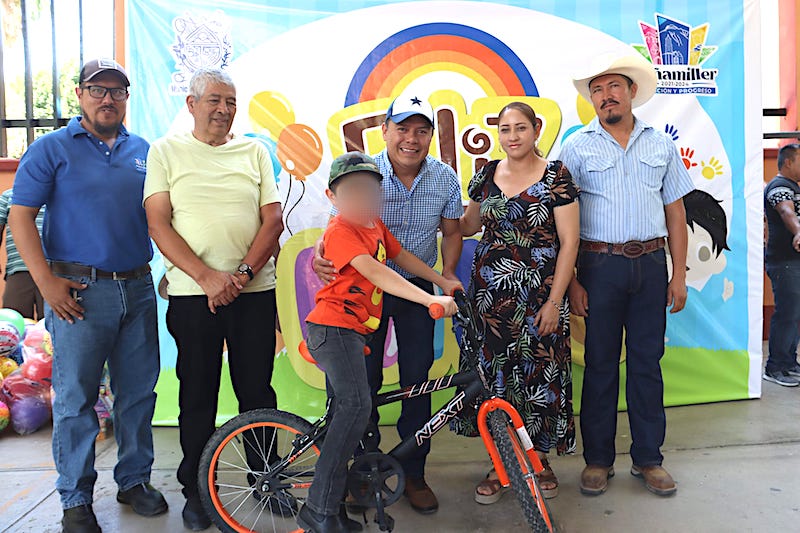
[[144, 68, 284, 531], [301, 151, 459, 533], [762, 143, 800, 386], [560, 54, 694, 497], [10, 58, 166, 533], [0, 188, 45, 318], [313, 94, 463, 514], [455, 102, 579, 503]]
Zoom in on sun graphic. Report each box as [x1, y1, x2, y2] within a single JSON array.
[[700, 157, 723, 179]]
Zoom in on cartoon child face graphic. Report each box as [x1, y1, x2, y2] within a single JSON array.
[[667, 189, 730, 291]]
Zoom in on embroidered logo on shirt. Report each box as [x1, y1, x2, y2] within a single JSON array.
[[134, 158, 147, 173]]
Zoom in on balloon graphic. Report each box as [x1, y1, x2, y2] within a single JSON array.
[[249, 91, 295, 139], [277, 123, 323, 235], [276, 123, 323, 181], [576, 93, 597, 125], [298, 341, 316, 364], [244, 132, 283, 181]]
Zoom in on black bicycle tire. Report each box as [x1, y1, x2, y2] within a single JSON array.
[[489, 410, 555, 533], [198, 408, 317, 533]]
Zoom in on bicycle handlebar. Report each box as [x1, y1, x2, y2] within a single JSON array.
[[428, 288, 467, 319]]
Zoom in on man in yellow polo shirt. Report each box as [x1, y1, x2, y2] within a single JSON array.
[[143, 68, 284, 531]]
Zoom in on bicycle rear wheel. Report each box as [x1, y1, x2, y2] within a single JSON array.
[[198, 408, 319, 533], [489, 410, 556, 533]]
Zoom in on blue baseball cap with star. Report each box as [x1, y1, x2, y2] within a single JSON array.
[[385, 94, 435, 127]]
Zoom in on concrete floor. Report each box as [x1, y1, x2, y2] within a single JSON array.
[[2, 354, 799, 533]]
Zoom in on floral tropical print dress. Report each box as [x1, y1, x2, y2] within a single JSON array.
[[451, 159, 578, 456]]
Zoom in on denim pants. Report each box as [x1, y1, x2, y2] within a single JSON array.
[[363, 278, 435, 478], [578, 249, 668, 468], [48, 273, 159, 509], [166, 290, 278, 499], [306, 323, 372, 516], [766, 261, 800, 372]]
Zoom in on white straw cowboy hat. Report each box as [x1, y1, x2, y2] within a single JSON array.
[[572, 53, 658, 108]]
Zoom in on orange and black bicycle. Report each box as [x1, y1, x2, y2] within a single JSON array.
[[198, 290, 557, 533]]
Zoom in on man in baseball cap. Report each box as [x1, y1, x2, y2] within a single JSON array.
[[10, 58, 166, 531], [560, 53, 694, 499]]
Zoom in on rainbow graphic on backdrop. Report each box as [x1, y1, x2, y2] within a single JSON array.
[[345, 22, 539, 105]]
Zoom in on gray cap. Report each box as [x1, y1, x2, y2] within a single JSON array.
[[79, 58, 130, 87]]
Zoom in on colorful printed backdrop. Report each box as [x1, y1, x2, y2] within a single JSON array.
[[126, 0, 763, 425]]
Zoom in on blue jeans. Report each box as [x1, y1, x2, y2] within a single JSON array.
[[47, 273, 159, 509], [766, 261, 800, 372], [306, 323, 372, 516], [578, 250, 668, 468], [363, 278, 435, 478]]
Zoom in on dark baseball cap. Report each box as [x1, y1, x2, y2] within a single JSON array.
[[79, 58, 130, 87], [329, 152, 383, 187]]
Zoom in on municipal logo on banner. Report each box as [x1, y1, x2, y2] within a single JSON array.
[[168, 10, 232, 95], [633, 13, 719, 96]]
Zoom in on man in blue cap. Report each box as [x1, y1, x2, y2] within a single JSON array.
[[314, 93, 463, 513]]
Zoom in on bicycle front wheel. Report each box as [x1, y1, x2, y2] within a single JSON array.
[[489, 410, 556, 533], [198, 408, 320, 533]]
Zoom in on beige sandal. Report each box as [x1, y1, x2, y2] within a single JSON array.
[[474, 470, 508, 505], [536, 456, 559, 499]]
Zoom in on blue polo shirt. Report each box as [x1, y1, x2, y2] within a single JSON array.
[[12, 117, 153, 272]]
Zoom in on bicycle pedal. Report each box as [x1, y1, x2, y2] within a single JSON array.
[[373, 511, 394, 531]]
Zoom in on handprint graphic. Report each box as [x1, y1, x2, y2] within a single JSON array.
[[680, 147, 698, 170], [665, 124, 679, 141], [700, 157, 724, 180]]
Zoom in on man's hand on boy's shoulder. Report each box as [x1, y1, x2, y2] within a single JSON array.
[[313, 237, 337, 284]]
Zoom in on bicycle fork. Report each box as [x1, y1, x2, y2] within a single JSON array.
[[477, 397, 545, 486]]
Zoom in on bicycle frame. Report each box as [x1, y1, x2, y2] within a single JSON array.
[[377, 369, 545, 488]]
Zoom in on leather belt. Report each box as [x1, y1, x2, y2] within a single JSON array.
[[49, 261, 151, 281], [580, 238, 666, 259]]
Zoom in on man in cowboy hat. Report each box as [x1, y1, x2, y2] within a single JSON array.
[[559, 53, 694, 497]]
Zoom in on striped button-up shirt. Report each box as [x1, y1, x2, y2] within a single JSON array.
[[334, 150, 463, 278], [559, 117, 693, 243], [376, 150, 463, 277]]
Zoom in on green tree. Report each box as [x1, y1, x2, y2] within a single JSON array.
[[3, 0, 76, 157]]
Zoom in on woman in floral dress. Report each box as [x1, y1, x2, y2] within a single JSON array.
[[454, 102, 580, 502]]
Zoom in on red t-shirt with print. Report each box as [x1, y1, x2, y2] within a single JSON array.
[[306, 215, 403, 334]]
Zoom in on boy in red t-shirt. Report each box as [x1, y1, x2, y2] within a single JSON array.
[[299, 152, 460, 532]]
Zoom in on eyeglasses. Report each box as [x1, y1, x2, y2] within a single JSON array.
[[82, 85, 128, 101]]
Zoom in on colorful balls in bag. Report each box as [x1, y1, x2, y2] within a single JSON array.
[[21, 355, 52, 385], [0, 308, 25, 340], [0, 356, 18, 378], [23, 321, 53, 357], [0, 400, 9, 431], [10, 394, 50, 435], [0, 322, 21, 356]]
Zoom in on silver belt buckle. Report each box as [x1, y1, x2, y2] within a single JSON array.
[[621, 240, 646, 259]]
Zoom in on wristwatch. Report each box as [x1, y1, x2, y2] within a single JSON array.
[[237, 263, 254, 281]]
